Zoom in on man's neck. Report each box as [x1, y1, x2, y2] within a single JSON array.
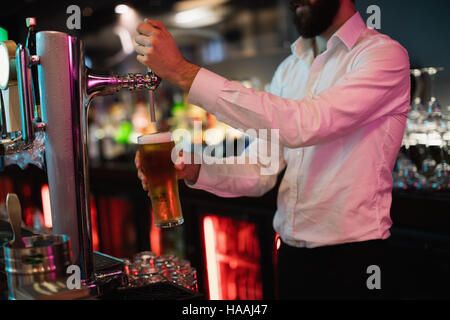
[[314, 3, 357, 55]]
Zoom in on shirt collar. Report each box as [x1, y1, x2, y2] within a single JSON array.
[[332, 12, 367, 50], [291, 12, 367, 62], [290, 37, 316, 66]]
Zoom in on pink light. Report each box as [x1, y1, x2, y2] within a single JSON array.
[[203, 216, 221, 300], [41, 184, 52, 228], [150, 208, 161, 256], [275, 233, 281, 251], [90, 198, 100, 252]]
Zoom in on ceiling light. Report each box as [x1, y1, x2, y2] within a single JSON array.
[[115, 4, 130, 14], [173, 6, 226, 28]]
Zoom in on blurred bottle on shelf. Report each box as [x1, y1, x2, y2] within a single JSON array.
[[0, 26, 7, 41], [394, 67, 449, 191], [131, 99, 159, 139], [168, 93, 189, 131]]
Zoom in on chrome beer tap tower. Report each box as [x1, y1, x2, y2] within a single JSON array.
[[0, 31, 161, 289]]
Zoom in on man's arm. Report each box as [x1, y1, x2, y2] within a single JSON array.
[[187, 42, 411, 148], [135, 20, 410, 149]]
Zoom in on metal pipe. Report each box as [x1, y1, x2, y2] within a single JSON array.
[[147, 68, 156, 122], [0, 90, 7, 137], [15, 44, 34, 144], [37, 31, 91, 281]]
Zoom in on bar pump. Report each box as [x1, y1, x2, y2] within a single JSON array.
[[0, 30, 161, 288]]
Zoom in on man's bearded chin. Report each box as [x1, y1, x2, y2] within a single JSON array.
[[292, 0, 341, 38]]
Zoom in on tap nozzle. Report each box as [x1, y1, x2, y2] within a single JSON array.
[[121, 71, 161, 91]]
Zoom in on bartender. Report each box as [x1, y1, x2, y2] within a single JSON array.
[[134, 0, 411, 299]]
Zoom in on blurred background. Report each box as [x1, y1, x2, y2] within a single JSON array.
[[1, 0, 449, 299]]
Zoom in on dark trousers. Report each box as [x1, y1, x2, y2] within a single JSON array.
[[277, 239, 425, 300]]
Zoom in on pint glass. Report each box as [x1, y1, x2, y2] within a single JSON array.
[[138, 132, 183, 228]]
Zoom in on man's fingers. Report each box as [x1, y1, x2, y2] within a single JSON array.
[[135, 150, 148, 191], [136, 54, 147, 66], [137, 21, 160, 36], [144, 19, 167, 33], [135, 151, 141, 169], [138, 170, 147, 181], [174, 161, 185, 171], [135, 44, 152, 56], [174, 152, 187, 171], [139, 173, 148, 191], [135, 34, 152, 47]]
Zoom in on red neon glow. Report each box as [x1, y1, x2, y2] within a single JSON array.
[[203, 216, 221, 300], [0, 177, 13, 202], [41, 184, 52, 228], [97, 197, 134, 257], [150, 208, 162, 256], [90, 198, 100, 252], [202, 215, 263, 300]]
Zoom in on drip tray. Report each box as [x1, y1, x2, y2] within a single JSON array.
[[94, 251, 124, 273]]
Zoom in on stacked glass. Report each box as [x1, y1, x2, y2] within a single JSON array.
[[394, 67, 450, 191], [121, 251, 198, 291]]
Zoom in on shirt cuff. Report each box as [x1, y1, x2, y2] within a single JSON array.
[[187, 68, 228, 114]]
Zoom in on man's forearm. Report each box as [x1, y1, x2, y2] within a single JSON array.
[[172, 61, 201, 93]]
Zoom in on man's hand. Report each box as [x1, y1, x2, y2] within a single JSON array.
[[134, 19, 201, 92], [135, 150, 201, 192]]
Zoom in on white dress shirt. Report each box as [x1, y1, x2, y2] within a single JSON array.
[[186, 13, 411, 248]]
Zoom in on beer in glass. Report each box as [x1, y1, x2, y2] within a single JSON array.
[[138, 132, 183, 228]]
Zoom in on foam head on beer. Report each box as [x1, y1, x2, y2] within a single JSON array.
[[138, 132, 173, 145]]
